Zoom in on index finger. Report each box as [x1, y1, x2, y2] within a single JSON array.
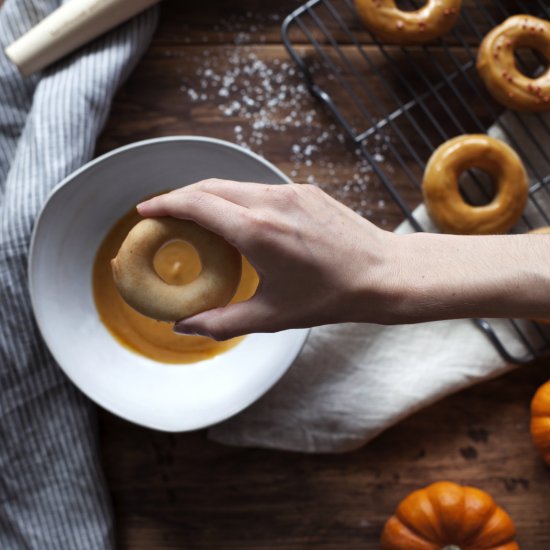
[[169, 179, 284, 209], [137, 190, 249, 247]]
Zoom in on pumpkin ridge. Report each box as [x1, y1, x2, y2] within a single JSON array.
[[473, 506, 516, 547], [396, 507, 440, 544], [395, 491, 441, 544], [531, 381, 550, 418], [459, 491, 497, 546], [531, 416, 550, 464], [381, 517, 440, 550], [464, 513, 502, 548], [531, 418, 550, 430], [425, 482, 464, 544]]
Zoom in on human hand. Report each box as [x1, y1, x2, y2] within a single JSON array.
[[137, 180, 398, 340]]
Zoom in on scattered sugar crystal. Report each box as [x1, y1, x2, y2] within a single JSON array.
[[175, 14, 394, 220]]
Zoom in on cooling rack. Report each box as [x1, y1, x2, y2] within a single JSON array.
[[281, 0, 550, 363]]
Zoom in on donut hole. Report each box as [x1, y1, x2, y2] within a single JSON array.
[[395, 0, 424, 12], [153, 240, 202, 286], [514, 47, 548, 79], [458, 168, 496, 206]]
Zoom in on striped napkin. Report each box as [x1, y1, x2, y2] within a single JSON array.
[[0, 2, 157, 548]]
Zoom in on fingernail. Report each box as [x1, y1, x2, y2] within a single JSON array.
[[173, 323, 210, 338], [173, 323, 195, 335]]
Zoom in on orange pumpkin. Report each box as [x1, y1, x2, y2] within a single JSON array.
[[380, 481, 519, 550], [531, 380, 550, 465]]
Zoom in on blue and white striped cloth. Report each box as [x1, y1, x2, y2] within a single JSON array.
[[0, 2, 158, 547]]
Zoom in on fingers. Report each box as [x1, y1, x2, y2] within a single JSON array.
[[173, 298, 273, 341], [137, 180, 310, 245], [140, 179, 304, 212], [137, 190, 247, 245], [184, 179, 279, 208]]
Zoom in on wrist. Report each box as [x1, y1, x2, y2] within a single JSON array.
[[344, 229, 411, 325], [364, 231, 550, 324], [379, 231, 498, 323], [381, 232, 464, 323]]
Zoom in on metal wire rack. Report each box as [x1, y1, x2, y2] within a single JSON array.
[[282, 0, 550, 364]]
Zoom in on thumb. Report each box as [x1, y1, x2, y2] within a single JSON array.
[[173, 298, 270, 341]]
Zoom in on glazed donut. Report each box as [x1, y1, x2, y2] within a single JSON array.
[[354, 0, 462, 44], [422, 134, 528, 234], [530, 226, 550, 235], [111, 218, 242, 322], [477, 15, 550, 112]]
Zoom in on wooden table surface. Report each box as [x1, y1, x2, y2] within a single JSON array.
[[96, 1, 550, 547]]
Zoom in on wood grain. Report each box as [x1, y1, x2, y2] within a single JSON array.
[[96, 1, 550, 548]]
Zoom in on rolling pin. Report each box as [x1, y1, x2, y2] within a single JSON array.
[[5, 0, 161, 77]]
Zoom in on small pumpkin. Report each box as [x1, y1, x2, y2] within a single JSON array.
[[531, 379, 550, 465], [380, 481, 518, 550]]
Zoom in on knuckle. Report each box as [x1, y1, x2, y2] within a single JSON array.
[[195, 178, 223, 191], [151, 194, 175, 214], [303, 183, 322, 195], [278, 184, 300, 201], [238, 212, 278, 252], [186, 191, 206, 206], [250, 211, 276, 233], [200, 178, 221, 185]]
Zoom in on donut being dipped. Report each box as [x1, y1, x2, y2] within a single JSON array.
[[111, 217, 242, 322], [477, 15, 550, 112], [354, 0, 462, 44], [422, 134, 528, 235]]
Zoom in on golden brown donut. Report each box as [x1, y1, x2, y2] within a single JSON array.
[[354, 0, 462, 44], [111, 218, 242, 322], [422, 134, 528, 234], [477, 15, 550, 112], [529, 226, 550, 235]]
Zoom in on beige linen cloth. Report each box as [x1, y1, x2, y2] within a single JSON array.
[[210, 112, 550, 453]]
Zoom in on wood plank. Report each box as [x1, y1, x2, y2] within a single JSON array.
[[158, 0, 547, 46]]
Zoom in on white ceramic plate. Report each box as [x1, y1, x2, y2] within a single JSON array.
[[29, 137, 309, 431]]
